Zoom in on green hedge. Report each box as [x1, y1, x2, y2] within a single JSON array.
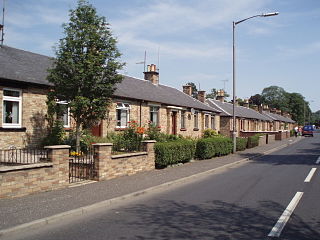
[[236, 137, 248, 151], [247, 134, 261, 148], [154, 140, 196, 168], [195, 137, 232, 160]]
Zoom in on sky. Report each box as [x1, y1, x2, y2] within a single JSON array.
[[2, 0, 320, 111]]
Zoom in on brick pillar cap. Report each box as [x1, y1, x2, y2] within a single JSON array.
[[92, 143, 113, 146], [44, 145, 71, 149], [142, 140, 157, 143]]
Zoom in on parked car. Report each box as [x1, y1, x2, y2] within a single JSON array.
[[302, 125, 314, 137]]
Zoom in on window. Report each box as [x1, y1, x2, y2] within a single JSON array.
[[194, 112, 198, 129], [181, 110, 186, 129], [211, 116, 215, 129], [205, 115, 209, 129], [150, 106, 159, 126], [2, 89, 22, 128], [116, 102, 130, 128], [56, 101, 70, 128]]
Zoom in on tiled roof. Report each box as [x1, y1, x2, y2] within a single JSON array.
[[0, 45, 220, 113], [0, 45, 54, 86], [262, 111, 295, 123], [206, 99, 272, 121], [114, 76, 221, 112]]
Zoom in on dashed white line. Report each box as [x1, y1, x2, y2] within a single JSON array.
[[304, 168, 317, 182], [316, 156, 320, 164], [268, 192, 304, 238]]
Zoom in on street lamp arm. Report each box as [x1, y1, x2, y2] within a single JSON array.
[[235, 12, 279, 25]]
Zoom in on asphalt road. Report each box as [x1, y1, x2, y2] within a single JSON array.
[[3, 134, 320, 240]]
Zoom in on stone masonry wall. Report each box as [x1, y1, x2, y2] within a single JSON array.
[[0, 86, 48, 149], [0, 145, 70, 199]]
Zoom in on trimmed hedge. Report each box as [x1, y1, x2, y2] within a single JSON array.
[[247, 134, 263, 148], [154, 140, 196, 168], [195, 137, 232, 160], [236, 137, 248, 151]]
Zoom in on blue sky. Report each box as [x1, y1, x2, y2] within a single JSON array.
[[2, 0, 320, 111]]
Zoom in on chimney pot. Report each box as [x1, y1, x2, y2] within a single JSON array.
[[197, 90, 206, 103], [144, 64, 159, 85], [216, 89, 225, 102], [183, 85, 192, 96]]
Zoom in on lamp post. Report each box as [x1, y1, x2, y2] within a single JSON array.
[[232, 12, 279, 153]]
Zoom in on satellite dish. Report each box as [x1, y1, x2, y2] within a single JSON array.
[[190, 108, 195, 114]]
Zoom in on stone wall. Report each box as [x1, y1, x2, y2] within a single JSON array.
[[102, 99, 215, 139], [0, 145, 69, 199], [0, 86, 48, 149], [93, 141, 155, 181]]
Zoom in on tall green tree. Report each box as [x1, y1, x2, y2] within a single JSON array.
[[47, 0, 123, 150], [261, 86, 289, 112], [249, 94, 262, 106]]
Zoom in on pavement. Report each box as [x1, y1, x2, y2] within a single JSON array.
[[0, 136, 302, 237]]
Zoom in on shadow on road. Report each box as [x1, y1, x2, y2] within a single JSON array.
[[114, 199, 320, 240]]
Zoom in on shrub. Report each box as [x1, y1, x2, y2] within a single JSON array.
[[42, 120, 65, 146], [236, 137, 248, 151], [145, 123, 162, 140], [247, 134, 261, 148], [122, 121, 145, 152], [195, 137, 232, 160], [155, 139, 196, 168], [203, 129, 219, 138]]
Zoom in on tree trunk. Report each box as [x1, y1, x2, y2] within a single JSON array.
[[76, 122, 81, 152]]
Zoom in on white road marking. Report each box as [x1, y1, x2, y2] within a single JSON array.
[[268, 192, 304, 238], [316, 156, 320, 164], [304, 168, 317, 182]]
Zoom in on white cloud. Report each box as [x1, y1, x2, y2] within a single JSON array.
[[277, 41, 320, 58]]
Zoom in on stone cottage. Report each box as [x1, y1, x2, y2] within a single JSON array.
[[0, 46, 221, 149]]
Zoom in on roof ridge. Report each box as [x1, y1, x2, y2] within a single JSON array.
[[1, 45, 53, 59]]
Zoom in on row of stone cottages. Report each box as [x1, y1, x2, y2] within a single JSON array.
[[0, 45, 295, 149]]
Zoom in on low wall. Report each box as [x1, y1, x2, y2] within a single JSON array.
[[267, 134, 275, 144], [93, 140, 156, 181], [0, 141, 156, 199], [275, 131, 288, 140], [258, 135, 267, 146], [0, 145, 70, 199]]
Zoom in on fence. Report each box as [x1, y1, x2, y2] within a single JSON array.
[[0, 147, 49, 166]]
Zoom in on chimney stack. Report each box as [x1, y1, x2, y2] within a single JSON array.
[[252, 105, 259, 111], [183, 85, 192, 96], [243, 99, 249, 108], [197, 90, 206, 103], [216, 89, 225, 102], [258, 104, 263, 113], [144, 64, 159, 85], [263, 104, 270, 112]]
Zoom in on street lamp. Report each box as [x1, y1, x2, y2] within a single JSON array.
[[232, 12, 279, 153]]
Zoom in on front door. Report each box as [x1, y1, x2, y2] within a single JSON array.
[[91, 122, 102, 137], [171, 112, 177, 135]]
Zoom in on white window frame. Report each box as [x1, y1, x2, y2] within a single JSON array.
[[56, 101, 70, 128], [149, 105, 160, 126], [194, 111, 199, 129], [211, 115, 215, 129], [2, 88, 22, 128], [181, 110, 186, 129], [116, 102, 130, 128], [204, 114, 210, 129]]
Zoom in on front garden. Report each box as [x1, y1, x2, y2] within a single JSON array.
[[42, 121, 267, 169]]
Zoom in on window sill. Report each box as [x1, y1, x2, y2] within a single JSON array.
[[193, 128, 199, 131], [115, 128, 127, 131], [0, 127, 26, 132], [180, 128, 187, 131]]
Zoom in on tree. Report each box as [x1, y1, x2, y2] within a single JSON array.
[[261, 86, 289, 112], [249, 94, 262, 106], [186, 82, 198, 99], [286, 92, 305, 125], [47, 0, 123, 151], [206, 88, 218, 99]]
